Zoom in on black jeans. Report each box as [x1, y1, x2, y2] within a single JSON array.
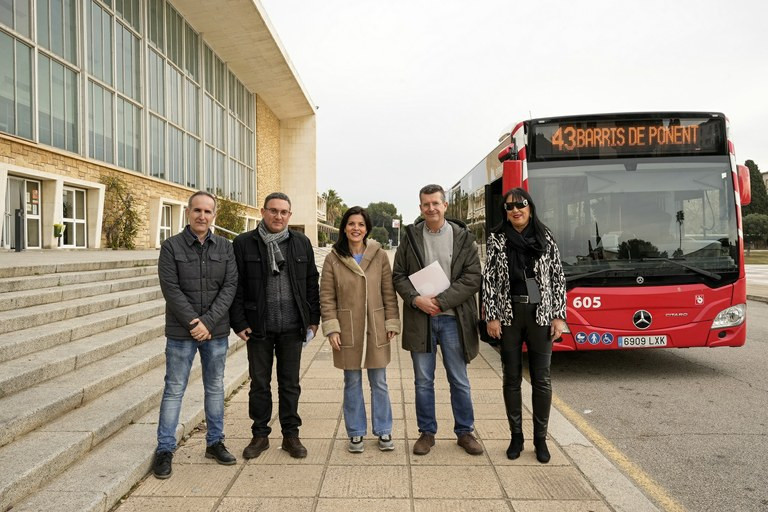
[[500, 302, 553, 439], [247, 330, 303, 437]]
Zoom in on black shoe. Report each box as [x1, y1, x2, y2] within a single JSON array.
[[506, 432, 525, 460], [282, 436, 308, 458], [205, 441, 237, 465], [152, 451, 173, 479], [242, 436, 269, 459], [534, 437, 550, 463]]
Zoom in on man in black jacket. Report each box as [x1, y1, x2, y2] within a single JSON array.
[[230, 192, 320, 459], [152, 191, 239, 479]]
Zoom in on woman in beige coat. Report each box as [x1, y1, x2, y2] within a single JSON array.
[[320, 206, 401, 453]]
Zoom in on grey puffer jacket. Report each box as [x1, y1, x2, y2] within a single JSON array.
[[392, 219, 482, 363], [158, 227, 238, 340]]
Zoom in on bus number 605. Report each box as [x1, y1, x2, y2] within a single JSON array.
[[573, 297, 602, 308]]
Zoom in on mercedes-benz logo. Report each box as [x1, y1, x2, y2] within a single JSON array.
[[636, 276, 645, 284], [633, 310, 652, 330]]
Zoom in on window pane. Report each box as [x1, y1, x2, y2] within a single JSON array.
[[167, 65, 181, 125], [168, 125, 182, 184], [64, 0, 76, 63], [38, 56, 51, 144], [88, 81, 113, 162], [15, 40, 32, 139], [148, 0, 162, 48], [165, 4, 182, 67], [36, 0, 50, 48], [185, 78, 198, 134], [216, 151, 225, 197], [51, 58, 65, 148], [150, 114, 165, 178], [185, 23, 198, 81], [116, 97, 140, 170], [0, 0, 13, 30], [75, 221, 85, 246], [247, 168, 255, 206], [205, 145, 214, 192], [148, 49, 163, 114], [50, 0, 63, 57], [116, 22, 139, 100], [116, 0, 138, 31], [64, 66, 77, 151], [186, 135, 198, 188], [75, 189, 85, 218], [88, 1, 112, 84], [0, 31, 15, 134]]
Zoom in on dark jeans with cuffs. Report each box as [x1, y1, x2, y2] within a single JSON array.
[[246, 330, 303, 437], [500, 302, 553, 439]]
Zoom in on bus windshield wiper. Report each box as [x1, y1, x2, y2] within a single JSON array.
[[639, 257, 721, 280], [566, 267, 636, 283]]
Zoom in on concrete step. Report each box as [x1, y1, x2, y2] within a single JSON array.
[[0, 257, 158, 279], [0, 315, 165, 398], [0, 334, 171, 447], [0, 274, 160, 312], [0, 264, 157, 293], [0, 336, 248, 512], [0, 284, 163, 335], [0, 298, 165, 363]]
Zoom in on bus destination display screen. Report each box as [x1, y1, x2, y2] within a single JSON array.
[[529, 116, 727, 161]]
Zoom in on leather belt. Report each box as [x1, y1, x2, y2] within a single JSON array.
[[510, 295, 530, 303]]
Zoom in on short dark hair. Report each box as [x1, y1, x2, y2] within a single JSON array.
[[333, 206, 373, 258], [188, 191, 217, 212], [419, 184, 446, 202], [264, 192, 291, 209]]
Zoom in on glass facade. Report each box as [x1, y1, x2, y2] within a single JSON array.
[[0, 0, 257, 205]]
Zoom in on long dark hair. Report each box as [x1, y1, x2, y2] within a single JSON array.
[[493, 188, 549, 245], [333, 206, 372, 258]]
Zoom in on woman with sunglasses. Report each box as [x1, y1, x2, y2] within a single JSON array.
[[481, 188, 567, 463], [320, 206, 401, 453]]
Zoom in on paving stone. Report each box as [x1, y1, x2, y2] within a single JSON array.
[[217, 497, 314, 512], [298, 418, 339, 438], [335, 419, 405, 439], [297, 402, 342, 419], [413, 499, 511, 512], [411, 466, 503, 499], [298, 388, 343, 402], [131, 463, 239, 497], [227, 464, 324, 497], [483, 439, 568, 466], [316, 498, 411, 512], [300, 377, 345, 389], [497, 466, 599, 500], [509, 500, 612, 512], [474, 419, 534, 440], [328, 437, 408, 465], [115, 496, 218, 512], [320, 465, 409, 498]]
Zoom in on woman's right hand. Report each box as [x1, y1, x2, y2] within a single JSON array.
[[487, 319, 502, 339], [328, 332, 341, 351]]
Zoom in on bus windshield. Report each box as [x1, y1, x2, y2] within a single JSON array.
[[527, 156, 740, 287]]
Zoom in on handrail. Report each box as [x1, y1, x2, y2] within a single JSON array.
[[212, 224, 240, 237]]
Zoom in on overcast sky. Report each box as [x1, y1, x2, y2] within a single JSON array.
[[260, 0, 768, 223]]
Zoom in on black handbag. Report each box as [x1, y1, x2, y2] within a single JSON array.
[[477, 318, 499, 347]]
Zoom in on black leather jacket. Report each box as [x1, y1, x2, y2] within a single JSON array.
[[229, 228, 320, 337], [158, 227, 238, 340]]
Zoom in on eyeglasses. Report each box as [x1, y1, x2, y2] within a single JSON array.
[[266, 208, 291, 217], [504, 200, 529, 211]]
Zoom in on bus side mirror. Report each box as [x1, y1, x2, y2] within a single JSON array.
[[502, 160, 524, 192], [737, 165, 751, 206]]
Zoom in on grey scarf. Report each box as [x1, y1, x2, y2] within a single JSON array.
[[258, 221, 290, 274]]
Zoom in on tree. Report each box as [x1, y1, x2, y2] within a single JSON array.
[[101, 176, 139, 249], [367, 201, 401, 241], [742, 160, 768, 217], [371, 226, 389, 246], [322, 189, 346, 228], [743, 213, 768, 248], [214, 195, 245, 240]]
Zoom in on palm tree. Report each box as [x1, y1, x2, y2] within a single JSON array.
[[322, 189, 345, 227]]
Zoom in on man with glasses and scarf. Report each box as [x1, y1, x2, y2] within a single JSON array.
[[230, 192, 320, 459]]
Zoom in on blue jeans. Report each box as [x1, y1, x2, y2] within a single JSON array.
[[411, 315, 475, 436], [156, 337, 228, 452], [343, 368, 393, 437]]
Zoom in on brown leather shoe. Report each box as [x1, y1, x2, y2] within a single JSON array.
[[242, 436, 269, 459], [282, 436, 307, 458], [457, 433, 484, 455], [412, 433, 435, 455]]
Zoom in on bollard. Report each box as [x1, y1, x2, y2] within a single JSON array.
[[15, 208, 24, 252]]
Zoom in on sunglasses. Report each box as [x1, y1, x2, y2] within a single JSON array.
[[504, 199, 529, 211]]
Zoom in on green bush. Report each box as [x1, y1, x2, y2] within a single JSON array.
[[101, 176, 139, 249], [214, 195, 246, 240]]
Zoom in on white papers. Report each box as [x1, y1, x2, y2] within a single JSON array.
[[408, 261, 451, 297], [303, 327, 315, 347]]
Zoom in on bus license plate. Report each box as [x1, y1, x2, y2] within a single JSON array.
[[618, 335, 668, 348]]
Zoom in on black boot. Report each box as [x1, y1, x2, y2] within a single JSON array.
[[533, 437, 550, 463], [506, 432, 525, 460]]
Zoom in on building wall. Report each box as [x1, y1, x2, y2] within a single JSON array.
[[0, 134, 260, 248], [256, 96, 281, 209], [281, 115, 317, 243]]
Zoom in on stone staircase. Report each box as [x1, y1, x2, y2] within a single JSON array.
[[0, 256, 250, 512]]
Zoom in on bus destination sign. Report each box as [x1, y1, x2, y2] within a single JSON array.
[[530, 116, 726, 161]]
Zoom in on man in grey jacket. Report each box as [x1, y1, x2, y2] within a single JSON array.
[[393, 184, 483, 456], [152, 191, 238, 479]]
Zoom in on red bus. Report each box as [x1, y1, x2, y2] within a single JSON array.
[[449, 112, 751, 350]]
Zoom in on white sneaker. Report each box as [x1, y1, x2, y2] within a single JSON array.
[[378, 434, 395, 451], [348, 436, 364, 453]]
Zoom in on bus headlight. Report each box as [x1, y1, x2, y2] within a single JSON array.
[[711, 304, 746, 329]]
